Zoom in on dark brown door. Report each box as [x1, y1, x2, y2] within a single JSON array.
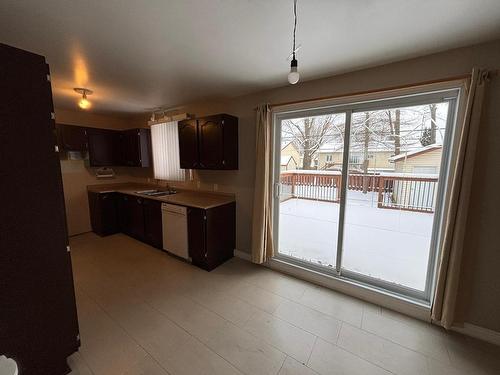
[[0, 43, 79, 374], [87, 128, 121, 166], [143, 198, 163, 249], [198, 117, 224, 169], [178, 119, 199, 168]]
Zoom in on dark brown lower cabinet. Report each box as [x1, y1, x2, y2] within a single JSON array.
[[1, 43, 79, 374], [88, 192, 119, 236], [92, 193, 162, 248], [143, 198, 163, 249], [88, 192, 235, 270], [188, 202, 236, 271]]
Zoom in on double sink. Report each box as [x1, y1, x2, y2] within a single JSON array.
[[135, 189, 177, 197]]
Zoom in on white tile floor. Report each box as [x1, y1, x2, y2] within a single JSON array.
[[68, 233, 500, 375]]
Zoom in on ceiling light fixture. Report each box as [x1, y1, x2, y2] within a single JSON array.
[[74, 88, 93, 109], [287, 0, 300, 85]]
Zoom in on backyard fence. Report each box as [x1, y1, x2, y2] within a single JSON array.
[[280, 171, 439, 213]]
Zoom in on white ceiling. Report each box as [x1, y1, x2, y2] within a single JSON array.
[[2, 0, 500, 114]]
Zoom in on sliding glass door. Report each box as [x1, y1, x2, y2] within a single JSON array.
[[277, 112, 347, 269], [273, 89, 459, 301]]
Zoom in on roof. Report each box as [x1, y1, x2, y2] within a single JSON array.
[[281, 155, 297, 166], [389, 144, 442, 162]]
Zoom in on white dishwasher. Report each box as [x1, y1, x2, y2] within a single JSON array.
[[161, 203, 189, 260]]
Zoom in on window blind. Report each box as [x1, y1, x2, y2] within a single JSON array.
[[150, 121, 186, 181]]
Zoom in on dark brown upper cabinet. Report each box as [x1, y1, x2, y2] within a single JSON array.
[[87, 128, 122, 166], [56, 124, 88, 152], [178, 114, 238, 170], [121, 128, 151, 167]]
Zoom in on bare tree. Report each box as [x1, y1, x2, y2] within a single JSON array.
[[429, 103, 437, 144], [282, 115, 341, 170]]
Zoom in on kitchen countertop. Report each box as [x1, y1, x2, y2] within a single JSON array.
[[87, 183, 235, 210]]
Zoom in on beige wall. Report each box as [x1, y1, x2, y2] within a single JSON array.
[[158, 39, 500, 333], [394, 148, 443, 173], [55, 109, 153, 236]]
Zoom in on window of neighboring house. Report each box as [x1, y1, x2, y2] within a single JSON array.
[[349, 155, 361, 164], [150, 121, 186, 181], [326, 154, 333, 162]]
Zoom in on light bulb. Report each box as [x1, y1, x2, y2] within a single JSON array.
[[79, 97, 91, 109], [78, 93, 91, 109], [288, 59, 299, 84]]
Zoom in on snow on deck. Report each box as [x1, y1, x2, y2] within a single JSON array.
[[278, 191, 434, 291]]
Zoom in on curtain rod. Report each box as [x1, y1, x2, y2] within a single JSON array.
[[256, 74, 472, 110]]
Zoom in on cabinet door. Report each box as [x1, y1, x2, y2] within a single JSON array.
[[143, 198, 163, 249], [87, 128, 121, 166], [121, 129, 140, 166], [117, 194, 132, 235], [187, 208, 207, 267], [178, 119, 199, 169], [58, 124, 88, 152], [99, 193, 119, 235], [129, 196, 145, 241], [198, 117, 224, 169]]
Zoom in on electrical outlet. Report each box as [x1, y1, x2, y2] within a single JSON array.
[[213, 184, 218, 191]]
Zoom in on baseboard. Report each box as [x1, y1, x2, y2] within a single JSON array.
[[452, 323, 500, 346], [234, 249, 251, 261]]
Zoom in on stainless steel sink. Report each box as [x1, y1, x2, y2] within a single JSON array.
[[135, 189, 177, 197]]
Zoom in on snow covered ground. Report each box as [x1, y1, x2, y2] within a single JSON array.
[[278, 191, 434, 291]]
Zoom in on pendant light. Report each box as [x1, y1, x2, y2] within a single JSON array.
[[287, 0, 300, 85], [74, 88, 93, 109]]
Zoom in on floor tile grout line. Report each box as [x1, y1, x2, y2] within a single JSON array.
[[151, 290, 312, 367], [340, 319, 451, 363], [76, 284, 175, 375], [141, 296, 249, 375], [73, 236, 466, 374], [306, 336, 318, 367]]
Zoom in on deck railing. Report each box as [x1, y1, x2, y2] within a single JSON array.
[[280, 171, 439, 213]]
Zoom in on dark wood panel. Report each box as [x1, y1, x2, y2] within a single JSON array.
[[187, 208, 207, 267], [143, 198, 163, 249], [57, 124, 88, 152], [88, 192, 119, 236], [0, 43, 79, 374], [188, 203, 235, 271], [198, 117, 224, 169], [128, 196, 145, 241], [178, 114, 238, 170], [178, 119, 199, 169], [87, 127, 121, 166]]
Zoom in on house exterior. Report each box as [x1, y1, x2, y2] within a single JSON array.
[[390, 144, 443, 174], [281, 142, 301, 169], [280, 155, 298, 171], [316, 144, 394, 171]]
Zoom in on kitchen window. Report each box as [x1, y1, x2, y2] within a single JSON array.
[[150, 121, 186, 181]]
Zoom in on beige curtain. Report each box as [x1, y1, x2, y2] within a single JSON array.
[[431, 68, 490, 329], [251, 104, 275, 263]]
